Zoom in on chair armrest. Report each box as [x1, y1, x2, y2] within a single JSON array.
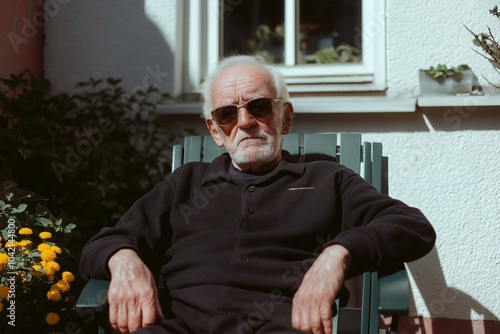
[[75, 278, 110, 312], [378, 268, 409, 315]]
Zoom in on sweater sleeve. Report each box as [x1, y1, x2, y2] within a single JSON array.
[[327, 168, 436, 278], [79, 180, 175, 281]]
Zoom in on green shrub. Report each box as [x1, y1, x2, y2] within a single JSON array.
[[0, 70, 192, 332]]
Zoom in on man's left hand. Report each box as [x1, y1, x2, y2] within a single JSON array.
[[291, 244, 350, 334]]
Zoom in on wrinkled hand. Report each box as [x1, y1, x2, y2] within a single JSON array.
[[107, 249, 164, 334], [291, 245, 349, 334]]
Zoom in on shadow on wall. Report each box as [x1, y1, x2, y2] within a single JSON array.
[[288, 107, 500, 134], [403, 248, 499, 334], [421, 107, 500, 132], [44, 0, 174, 95]]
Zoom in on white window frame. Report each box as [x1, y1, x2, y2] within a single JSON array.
[[175, 0, 386, 96]]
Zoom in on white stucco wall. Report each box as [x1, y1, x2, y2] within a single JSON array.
[[386, 0, 499, 98], [43, 0, 499, 322]]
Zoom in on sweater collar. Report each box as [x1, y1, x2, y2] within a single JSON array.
[[201, 151, 305, 185]]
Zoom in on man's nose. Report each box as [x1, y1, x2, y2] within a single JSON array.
[[236, 107, 257, 128]]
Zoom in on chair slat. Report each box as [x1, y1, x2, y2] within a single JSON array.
[[371, 143, 383, 192], [172, 144, 183, 171], [303, 133, 337, 158], [339, 133, 362, 174], [369, 272, 380, 334], [282, 133, 300, 155], [363, 142, 372, 184], [203, 136, 226, 162], [183, 136, 202, 164], [360, 272, 372, 334]]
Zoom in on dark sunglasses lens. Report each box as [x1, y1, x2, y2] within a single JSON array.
[[214, 106, 238, 125], [213, 98, 275, 126], [248, 98, 273, 118]]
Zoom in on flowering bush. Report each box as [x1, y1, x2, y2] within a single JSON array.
[[0, 180, 77, 333]]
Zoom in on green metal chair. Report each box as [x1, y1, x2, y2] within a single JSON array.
[[75, 133, 409, 334]]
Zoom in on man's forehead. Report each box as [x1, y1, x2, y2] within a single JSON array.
[[218, 64, 271, 84], [218, 93, 264, 106], [212, 65, 275, 101]]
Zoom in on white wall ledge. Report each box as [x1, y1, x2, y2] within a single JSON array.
[[418, 95, 500, 108], [158, 96, 418, 115], [290, 96, 417, 113]]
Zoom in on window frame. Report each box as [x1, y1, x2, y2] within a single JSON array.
[[175, 0, 387, 96]]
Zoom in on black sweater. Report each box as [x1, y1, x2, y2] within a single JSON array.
[[80, 152, 435, 316]]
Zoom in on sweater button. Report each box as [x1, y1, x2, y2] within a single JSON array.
[[248, 186, 256, 192], [247, 208, 255, 214]]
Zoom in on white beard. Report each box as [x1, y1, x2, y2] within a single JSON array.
[[225, 128, 280, 167]]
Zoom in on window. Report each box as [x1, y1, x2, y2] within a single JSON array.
[[177, 0, 386, 96], [222, 1, 362, 66]]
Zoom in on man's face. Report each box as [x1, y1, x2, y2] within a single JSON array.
[[206, 64, 293, 173]]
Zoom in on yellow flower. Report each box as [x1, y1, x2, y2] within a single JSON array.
[[40, 249, 57, 262], [45, 312, 60, 325], [0, 253, 9, 269], [47, 289, 61, 301], [38, 243, 51, 252], [31, 264, 44, 277], [0, 286, 9, 299], [62, 271, 75, 282], [39, 231, 52, 240], [42, 261, 60, 276], [5, 241, 18, 248], [51, 245, 62, 254], [52, 280, 70, 293], [18, 239, 32, 249], [0, 253, 8, 264], [19, 227, 33, 235]]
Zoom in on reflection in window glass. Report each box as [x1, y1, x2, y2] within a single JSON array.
[[298, 0, 362, 64], [221, 0, 285, 64], [221, 0, 362, 65]]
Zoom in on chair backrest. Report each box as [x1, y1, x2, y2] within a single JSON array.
[[172, 133, 386, 195], [171, 133, 401, 334]]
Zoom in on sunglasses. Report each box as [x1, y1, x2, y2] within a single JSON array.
[[211, 97, 282, 126]]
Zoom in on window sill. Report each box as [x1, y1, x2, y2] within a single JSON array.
[[417, 94, 500, 108], [158, 96, 418, 115], [290, 96, 416, 113]]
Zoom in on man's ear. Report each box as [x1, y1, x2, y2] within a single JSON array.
[[205, 118, 225, 147], [281, 102, 294, 135]]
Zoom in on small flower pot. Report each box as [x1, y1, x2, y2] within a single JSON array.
[[419, 69, 473, 95]]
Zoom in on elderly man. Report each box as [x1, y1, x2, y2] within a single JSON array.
[[80, 55, 435, 334]]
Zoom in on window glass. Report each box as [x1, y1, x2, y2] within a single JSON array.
[[222, 0, 285, 63], [221, 0, 362, 65], [298, 0, 362, 64]]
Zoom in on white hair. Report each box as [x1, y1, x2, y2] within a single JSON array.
[[201, 55, 290, 119]]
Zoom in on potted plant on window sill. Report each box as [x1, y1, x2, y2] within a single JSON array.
[[464, 4, 500, 95], [419, 64, 474, 96]]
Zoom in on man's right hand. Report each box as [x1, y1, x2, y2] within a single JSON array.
[[107, 249, 164, 334]]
